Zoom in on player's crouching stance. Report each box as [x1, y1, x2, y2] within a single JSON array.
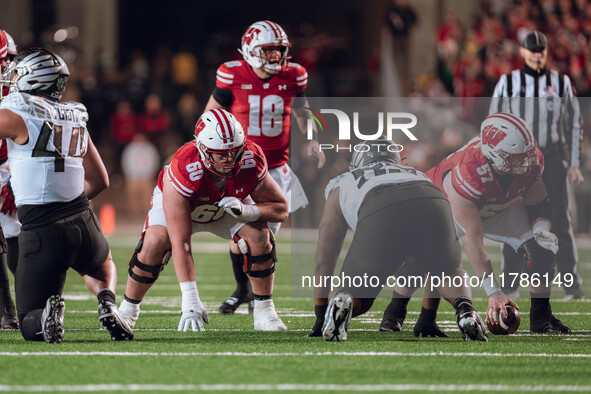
[[311, 138, 487, 342], [0, 48, 132, 343], [118, 109, 288, 334], [381, 113, 570, 334]]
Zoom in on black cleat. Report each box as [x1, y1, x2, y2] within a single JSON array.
[[1, 305, 19, 330], [413, 321, 449, 338], [99, 301, 134, 341], [218, 289, 253, 315], [530, 314, 571, 333], [379, 318, 404, 332], [41, 295, 65, 344]]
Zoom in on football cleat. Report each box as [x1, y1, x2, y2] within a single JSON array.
[[530, 313, 571, 333], [99, 301, 134, 341], [322, 291, 353, 342], [1, 304, 19, 330], [379, 318, 404, 332], [218, 289, 254, 315], [455, 301, 488, 341], [253, 299, 287, 331], [413, 321, 449, 338], [41, 295, 65, 344]]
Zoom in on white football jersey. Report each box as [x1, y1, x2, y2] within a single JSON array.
[[1, 93, 89, 206], [325, 162, 432, 230]]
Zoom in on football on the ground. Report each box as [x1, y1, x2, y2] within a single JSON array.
[[487, 305, 520, 335]]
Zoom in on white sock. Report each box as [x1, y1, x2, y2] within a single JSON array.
[[119, 299, 140, 319]]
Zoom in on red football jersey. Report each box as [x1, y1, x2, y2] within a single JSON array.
[[215, 60, 308, 168], [157, 140, 268, 224], [426, 137, 544, 218]]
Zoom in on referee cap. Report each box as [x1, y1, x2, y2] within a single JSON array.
[[522, 31, 547, 52]]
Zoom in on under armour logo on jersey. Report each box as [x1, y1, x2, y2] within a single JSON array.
[[235, 188, 244, 194], [278, 85, 287, 90], [241, 84, 253, 90], [263, 83, 270, 89]]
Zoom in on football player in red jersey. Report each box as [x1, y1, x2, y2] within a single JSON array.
[[203, 20, 325, 315], [118, 109, 289, 334], [0, 29, 19, 330], [379, 113, 571, 335]]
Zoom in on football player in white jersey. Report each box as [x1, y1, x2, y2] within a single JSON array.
[[310, 138, 487, 342], [0, 48, 132, 343]]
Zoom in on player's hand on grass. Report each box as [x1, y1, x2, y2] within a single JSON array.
[[178, 306, 209, 332], [179, 281, 209, 332]]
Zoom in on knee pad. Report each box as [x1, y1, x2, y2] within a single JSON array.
[[523, 239, 555, 277], [232, 234, 277, 278], [128, 234, 171, 284]]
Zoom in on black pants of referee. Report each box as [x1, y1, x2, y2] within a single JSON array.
[[339, 182, 462, 300], [502, 152, 583, 297]]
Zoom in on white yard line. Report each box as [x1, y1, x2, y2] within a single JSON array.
[[0, 383, 590, 392], [0, 351, 590, 358]]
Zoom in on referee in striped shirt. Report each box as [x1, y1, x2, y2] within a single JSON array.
[[489, 31, 584, 299]]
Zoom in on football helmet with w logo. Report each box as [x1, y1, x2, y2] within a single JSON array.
[[480, 112, 537, 176], [195, 109, 246, 177], [238, 20, 291, 75]]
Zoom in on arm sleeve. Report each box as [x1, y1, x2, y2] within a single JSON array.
[[212, 86, 233, 108], [292, 89, 307, 109]]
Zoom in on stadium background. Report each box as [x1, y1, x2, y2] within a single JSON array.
[[1, 2, 591, 392], [4, 0, 590, 235]]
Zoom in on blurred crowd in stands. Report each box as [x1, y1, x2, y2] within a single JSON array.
[[12, 0, 590, 232]]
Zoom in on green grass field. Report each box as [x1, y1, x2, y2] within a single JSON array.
[[1, 231, 590, 393]]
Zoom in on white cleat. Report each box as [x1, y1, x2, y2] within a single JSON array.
[[253, 299, 287, 331], [455, 302, 488, 342], [41, 295, 65, 344], [99, 301, 134, 341], [322, 291, 353, 342]]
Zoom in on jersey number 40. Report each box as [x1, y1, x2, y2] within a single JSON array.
[[33, 121, 87, 172]]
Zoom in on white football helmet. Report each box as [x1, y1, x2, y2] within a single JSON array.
[[480, 112, 538, 176], [194, 109, 246, 177], [349, 137, 401, 170], [2, 48, 70, 101], [238, 20, 291, 75]]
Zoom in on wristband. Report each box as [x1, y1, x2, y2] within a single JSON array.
[[481, 275, 501, 297]]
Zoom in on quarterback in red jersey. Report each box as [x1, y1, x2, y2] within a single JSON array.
[[204, 20, 325, 315], [118, 109, 289, 334], [381, 113, 570, 335]]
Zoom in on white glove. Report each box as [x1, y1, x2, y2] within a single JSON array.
[[178, 281, 209, 332], [217, 197, 260, 222], [533, 220, 559, 255]]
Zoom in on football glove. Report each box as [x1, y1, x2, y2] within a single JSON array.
[[1, 184, 16, 216], [216, 197, 260, 222], [178, 281, 209, 332], [533, 220, 559, 255]]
